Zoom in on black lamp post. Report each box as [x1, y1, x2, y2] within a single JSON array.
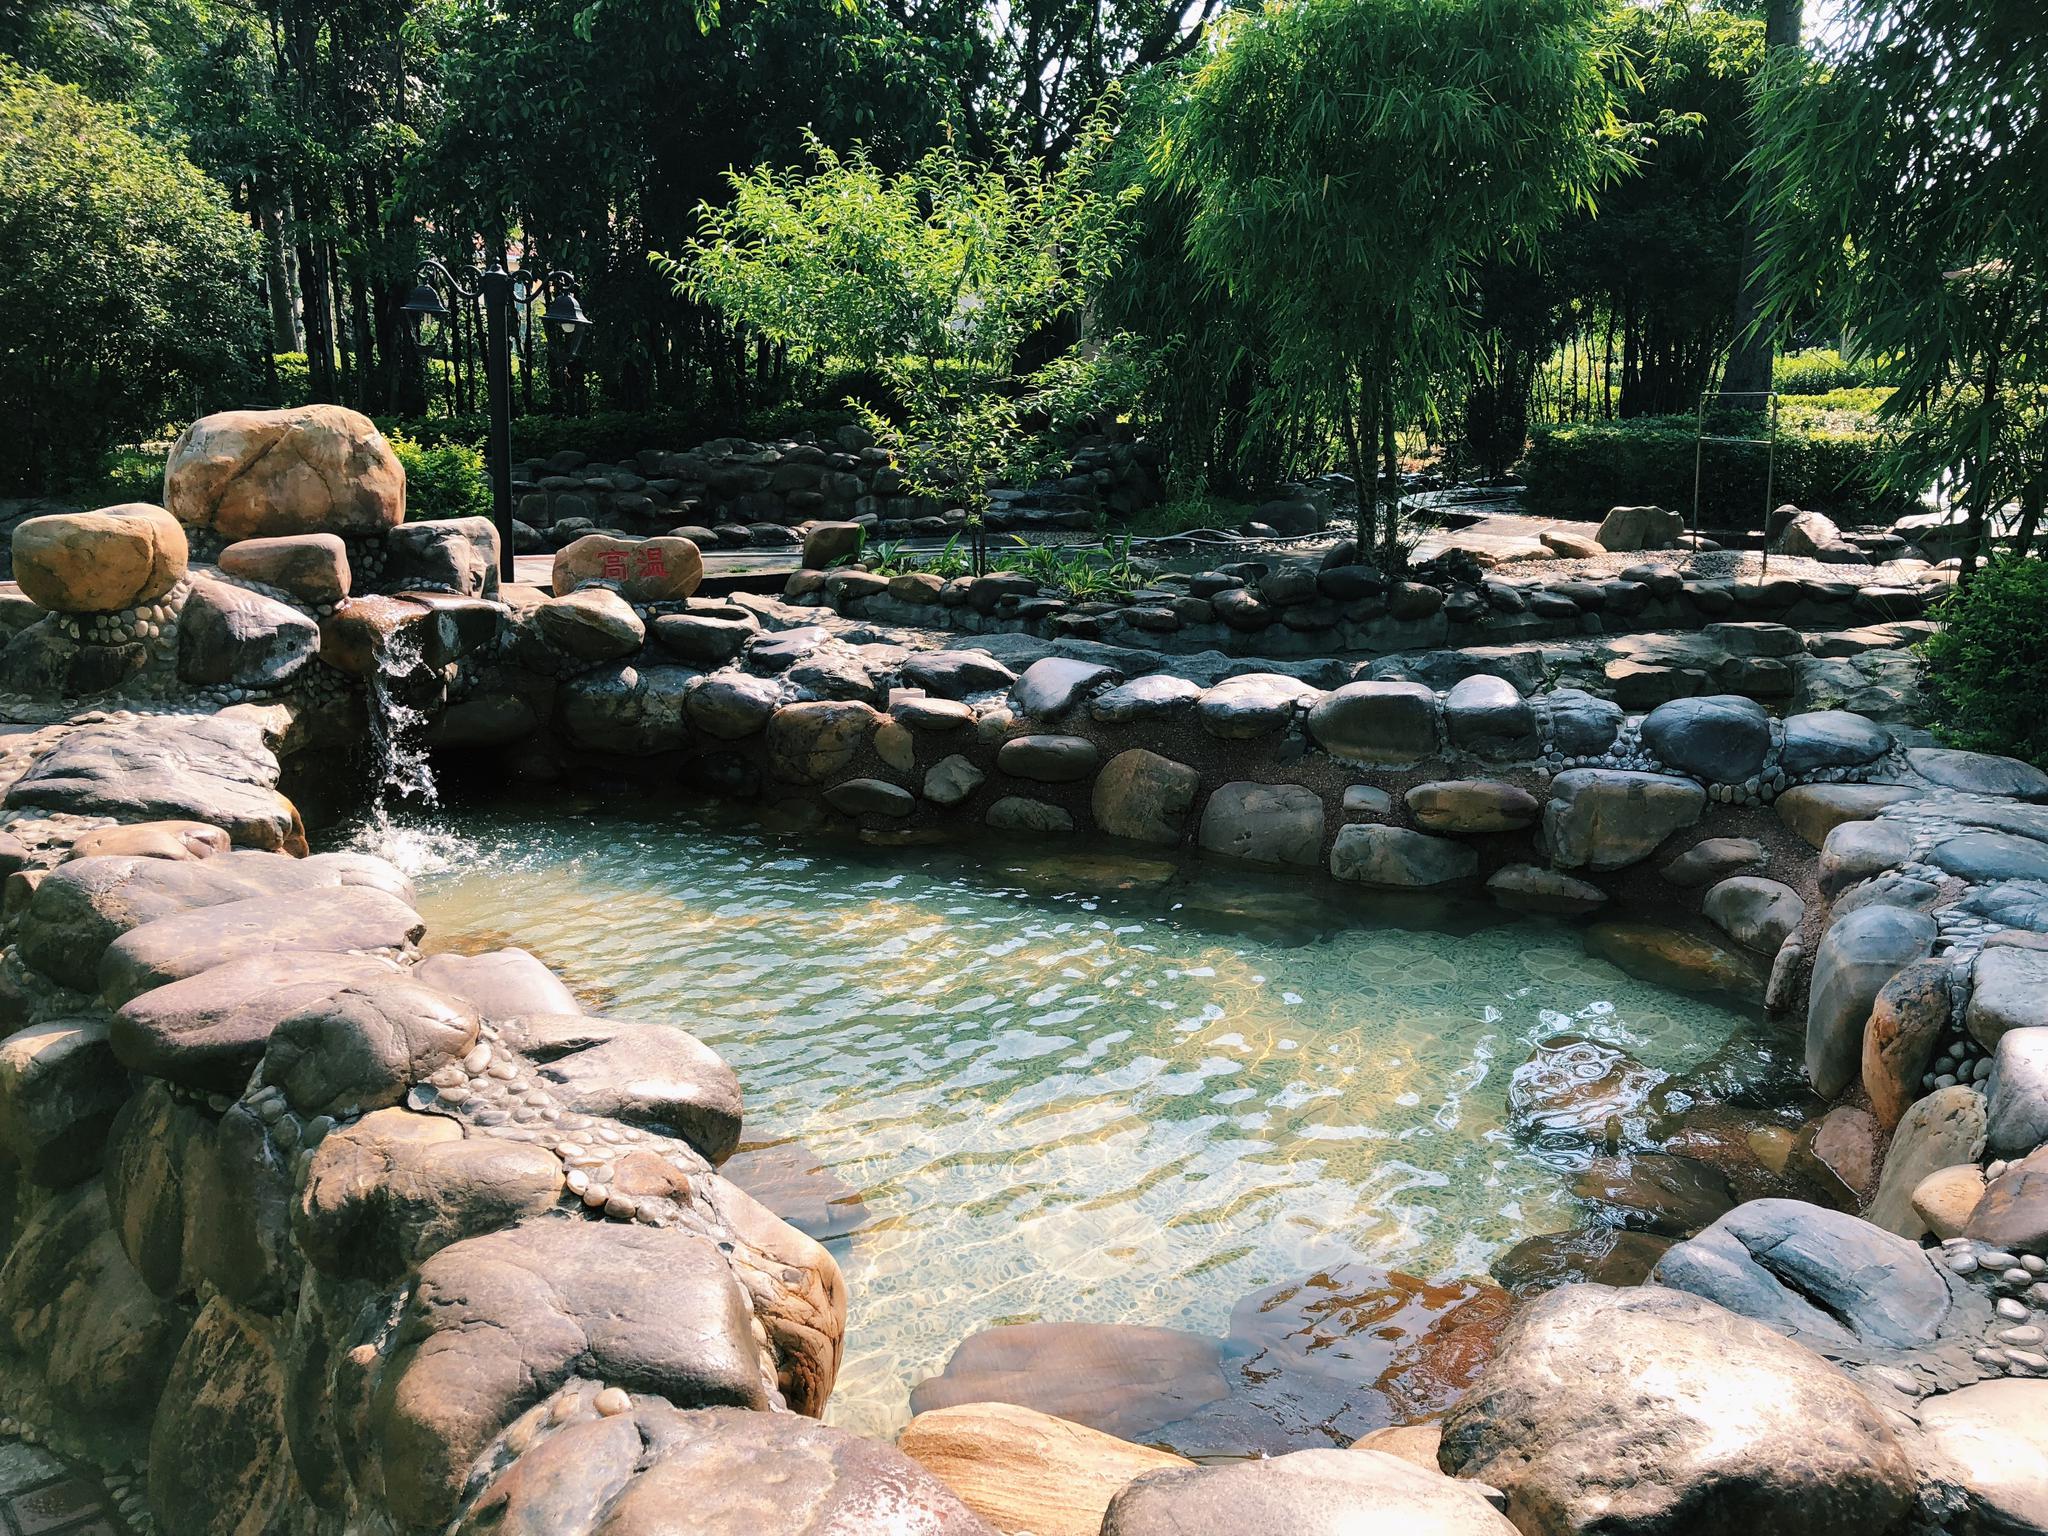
[[403, 257, 592, 581]]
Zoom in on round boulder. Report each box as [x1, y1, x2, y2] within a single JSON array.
[[1640, 695, 1773, 785], [553, 533, 704, 604], [12, 504, 188, 614], [1439, 1284, 1915, 1535], [165, 405, 404, 538]]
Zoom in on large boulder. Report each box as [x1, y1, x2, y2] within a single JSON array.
[[1439, 1285, 1915, 1535], [1092, 749, 1199, 846], [1986, 1027, 2048, 1161], [1702, 876, 1803, 954], [1197, 782, 1325, 868], [257, 978, 480, 1120], [1861, 957, 1954, 1128], [384, 517, 500, 597], [553, 533, 704, 604], [1101, 1448, 1517, 1536], [1304, 682, 1438, 764], [1595, 504, 1683, 551], [535, 587, 646, 661], [1640, 695, 1773, 784], [111, 951, 400, 1096], [1965, 1144, 2048, 1255], [4, 713, 307, 853], [765, 701, 880, 784], [1406, 780, 1540, 834], [1543, 769, 1706, 871], [366, 1220, 777, 1528], [147, 1295, 298, 1536], [98, 883, 422, 1007], [1805, 907, 1937, 1099], [1964, 942, 2048, 1050], [1441, 674, 1537, 759], [558, 664, 694, 756], [410, 948, 580, 1021], [1650, 1199, 1949, 1351], [166, 405, 404, 538], [12, 503, 188, 613], [176, 578, 321, 688], [1867, 1085, 1988, 1237]]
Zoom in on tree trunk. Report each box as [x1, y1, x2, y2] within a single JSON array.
[[1722, 0, 1803, 401], [259, 198, 300, 354]]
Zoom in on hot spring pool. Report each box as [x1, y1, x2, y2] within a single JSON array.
[[369, 796, 1774, 1437]]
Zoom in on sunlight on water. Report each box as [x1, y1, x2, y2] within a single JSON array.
[[396, 799, 1757, 1437]]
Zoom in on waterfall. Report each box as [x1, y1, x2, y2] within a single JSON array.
[[364, 623, 439, 810]]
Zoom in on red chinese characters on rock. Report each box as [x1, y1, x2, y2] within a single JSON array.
[[552, 533, 704, 604]]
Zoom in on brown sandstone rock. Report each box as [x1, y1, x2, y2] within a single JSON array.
[[535, 586, 646, 661], [67, 819, 229, 862], [0, 1018, 126, 1185], [411, 947, 580, 1020], [216, 532, 351, 604], [165, 405, 404, 538], [1102, 1448, 1517, 1536], [765, 700, 880, 783], [899, 1401, 1192, 1536], [496, 1013, 743, 1165], [148, 1295, 299, 1535], [1861, 956, 1953, 1128], [1092, 749, 1199, 846], [259, 978, 481, 1119], [11, 503, 188, 613], [553, 533, 704, 604]]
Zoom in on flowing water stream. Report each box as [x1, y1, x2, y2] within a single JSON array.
[[362, 794, 1774, 1437]]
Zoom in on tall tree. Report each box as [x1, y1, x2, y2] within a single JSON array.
[[1156, 0, 1623, 558], [1750, 0, 2048, 576], [1720, 0, 1801, 400]]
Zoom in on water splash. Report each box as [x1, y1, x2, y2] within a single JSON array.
[[364, 623, 438, 811], [347, 809, 479, 880]]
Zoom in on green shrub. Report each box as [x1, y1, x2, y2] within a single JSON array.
[[272, 352, 313, 407], [1522, 407, 1912, 527], [389, 432, 488, 522], [1773, 348, 1900, 395], [1922, 558, 2048, 767]]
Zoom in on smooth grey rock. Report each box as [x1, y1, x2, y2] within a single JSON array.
[[1304, 682, 1437, 764], [652, 613, 756, 666], [1805, 907, 1937, 1099], [1660, 837, 1768, 887], [1545, 689, 1623, 758], [1486, 865, 1607, 915], [1543, 770, 1706, 871], [1327, 825, 1478, 889], [1818, 819, 1914, 897], [1196, 674, 1318, 740], [176, 579, 320, 688], [1008, 657, 1119, 719], [1779, 711, 1891, 775], [1090, 674, 1201, 723], [1639, 695, 1772, 784], [1439, 1285, 1916, 1536], [1987, 1028, 2048, 1161], [1341, 784, 1393, 816], [902, 651, 1018, 699], [1198, 782, 1325, 868], [559, 664, 694, 756], [996, 734, 1100, 782], [1965, 943, 2048, 1050], [1102, 1448, 1516, 1536], [1927, 830, 2048, 883], [535, 587, 645, 661], [1651, 1198, 1948, 1350], [1908, 747, 2048, 801], [1092, 750, 1199, 846], [1442, 674, 1537, 759], [1867, 1085, 1988, 1237], [1703, 876, 1804, 954], [923, 755, 985, 808], [383, 517, 499, 597], [985, 796, 1073, 834], [824, 777, 914, 817], [684, 673, 781, 741]]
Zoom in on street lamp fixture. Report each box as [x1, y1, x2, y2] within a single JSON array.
[[403, 256, 593, 580]]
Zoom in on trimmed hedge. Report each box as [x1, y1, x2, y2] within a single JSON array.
[[1522, 404, 1909, 528]]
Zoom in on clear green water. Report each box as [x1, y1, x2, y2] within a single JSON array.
[[381, 798, 1757, 1437]]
